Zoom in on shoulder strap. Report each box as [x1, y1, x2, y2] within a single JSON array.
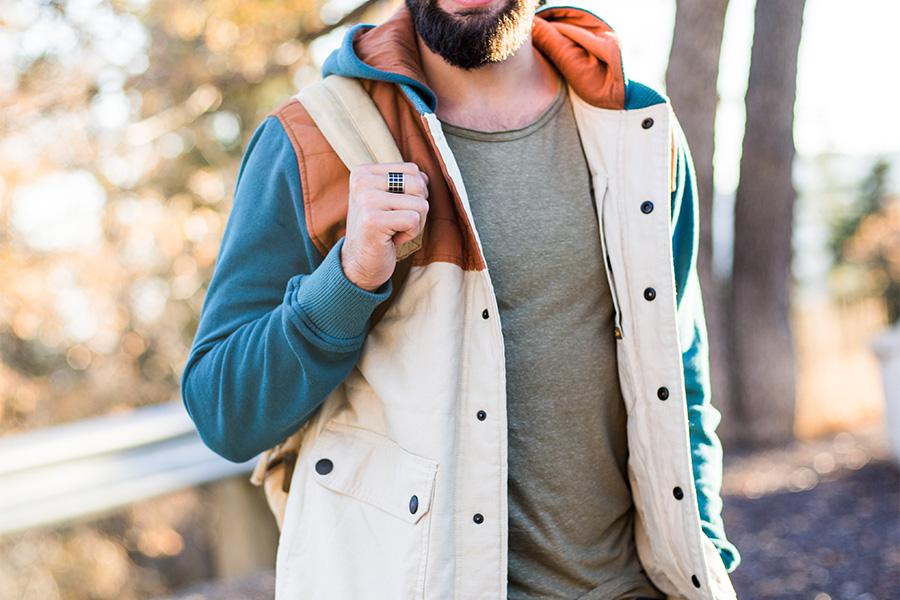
[[294, 75, 420, 328]]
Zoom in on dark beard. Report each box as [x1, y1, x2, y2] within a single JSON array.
[[405, 0, 538, 70]]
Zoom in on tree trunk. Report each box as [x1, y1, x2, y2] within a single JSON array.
[[665, 0, 736, 443], [730, 0, 806, 447]]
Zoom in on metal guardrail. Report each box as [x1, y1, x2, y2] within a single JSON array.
[[0, 401, 255, 536]]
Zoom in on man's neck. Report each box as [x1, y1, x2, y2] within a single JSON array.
[[417, 32, 562, 132]]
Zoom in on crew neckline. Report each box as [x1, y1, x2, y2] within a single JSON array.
[[440, 78, 567, 142]]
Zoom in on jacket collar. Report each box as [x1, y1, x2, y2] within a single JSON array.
[[322, 4, 626, 113]]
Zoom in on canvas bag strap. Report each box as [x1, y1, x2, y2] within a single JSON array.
[[295, 75, 423, 261]]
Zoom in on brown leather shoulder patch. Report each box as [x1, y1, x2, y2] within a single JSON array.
[[272, 98, 349, 258]]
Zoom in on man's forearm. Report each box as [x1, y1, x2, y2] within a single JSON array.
[[180, 117, 391, 463]]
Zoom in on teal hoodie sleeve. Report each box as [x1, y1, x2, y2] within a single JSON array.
[[180, 115, 392, 464], [670, 116, 742, 574]]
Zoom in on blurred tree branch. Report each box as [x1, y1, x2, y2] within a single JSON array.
[[298, 0, 384, 43]]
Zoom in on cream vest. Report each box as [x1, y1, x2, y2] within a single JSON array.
[[272, 90, 739, 600]]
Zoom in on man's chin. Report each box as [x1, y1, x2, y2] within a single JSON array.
[[407, 0, 536, 70]]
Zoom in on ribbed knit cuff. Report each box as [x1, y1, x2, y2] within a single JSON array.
[[289, 237, 392, 344]]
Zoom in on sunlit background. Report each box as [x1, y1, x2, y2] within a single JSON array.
[[1, 0, 898, 598]]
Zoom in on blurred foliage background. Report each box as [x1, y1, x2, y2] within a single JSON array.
[[0, 0, 350, 436], [1, 0, 898, 598], [0, 0, 388, 596]]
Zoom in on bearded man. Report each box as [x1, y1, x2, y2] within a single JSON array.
[[181, 1, 742, 598]]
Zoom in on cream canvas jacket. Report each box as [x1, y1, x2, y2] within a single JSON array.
[[182, 5, 742, 599]]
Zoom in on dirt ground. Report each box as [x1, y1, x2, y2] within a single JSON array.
[[165, 424, 900, 600], [722, 423, 899, 600]]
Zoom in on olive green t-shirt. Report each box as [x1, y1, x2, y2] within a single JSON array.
[[441, 80, 666, 600]]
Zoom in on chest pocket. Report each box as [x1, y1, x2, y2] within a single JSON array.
[[310, 421, 438, 523], [289, 420, 439, 599]]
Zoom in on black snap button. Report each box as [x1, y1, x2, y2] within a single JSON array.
[[657, 386, 669, 400], [473, 513, 484, 524], [641, 117, 654, 129], [409, 494, 419, 514], [643, 287, 656, 301], [482, 309, 489, 319], [673, 486, 684, 500], [477, 410, 487, 421], [691, 574, 701, 588], [641, 201, 654, 214], [315, 458, 333, 475]]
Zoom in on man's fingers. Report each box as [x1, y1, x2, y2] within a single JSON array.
[[373, 209, 424, 245], [349, 162, 430, 200], [363, 190, 427, 215], [366, 192, 428, 240], [364, 171, 429, 197]]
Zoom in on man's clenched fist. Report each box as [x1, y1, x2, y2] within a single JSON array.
[[340, 162, 430, 292]]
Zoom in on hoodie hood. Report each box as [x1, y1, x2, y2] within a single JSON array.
[[322, 3, 631, 114]]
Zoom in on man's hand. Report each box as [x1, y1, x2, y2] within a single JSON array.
[[340, 162, 430, 292]]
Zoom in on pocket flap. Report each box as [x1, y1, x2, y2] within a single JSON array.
[[310, 422, 438, 525]]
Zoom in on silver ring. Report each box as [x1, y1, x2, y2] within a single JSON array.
[[387, 171, 405, 194]]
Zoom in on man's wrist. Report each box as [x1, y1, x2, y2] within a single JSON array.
[[339, 239, 388, 293], [289, 237, 392, 342]]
